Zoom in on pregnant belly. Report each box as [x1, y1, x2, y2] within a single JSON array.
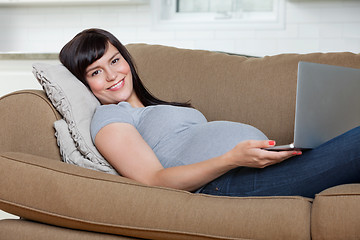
[[157, 121, 268, 168]]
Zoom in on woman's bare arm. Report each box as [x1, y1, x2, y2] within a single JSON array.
[[95, 123, 299, 192]]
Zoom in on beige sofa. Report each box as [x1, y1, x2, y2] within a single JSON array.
[[1, 44, 360, 240]]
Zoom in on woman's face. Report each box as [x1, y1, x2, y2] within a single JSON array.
[[85, 43, 142, 107]]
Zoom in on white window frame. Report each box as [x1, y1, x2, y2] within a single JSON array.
[[0, 0, 147, 6], [152, 0, 285, 30]]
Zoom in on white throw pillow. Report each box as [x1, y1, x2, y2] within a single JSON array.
[[33, 63, 118, 175]]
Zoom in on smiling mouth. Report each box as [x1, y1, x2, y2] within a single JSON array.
[[107, 79, 124, 90]]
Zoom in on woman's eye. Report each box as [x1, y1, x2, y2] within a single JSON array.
[[91, 70, 101, 76], [111, 58, 119, 65]]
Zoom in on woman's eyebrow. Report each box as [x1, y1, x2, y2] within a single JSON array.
[[109, 52, 120, 61]]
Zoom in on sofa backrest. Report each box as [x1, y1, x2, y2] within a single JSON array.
[[1, 45, 359, 160], [127, 44, 360, 144]]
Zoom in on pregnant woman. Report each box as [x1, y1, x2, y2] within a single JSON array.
[[59, 28, 360, 198]]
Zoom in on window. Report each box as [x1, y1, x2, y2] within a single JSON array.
[[0, 0, 147, 6], [152, 0, 285, 30]]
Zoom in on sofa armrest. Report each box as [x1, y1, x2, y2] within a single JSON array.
[[0, 152, 312, 240], [311, 184, 360, 240], [0, 90, 62, 161]]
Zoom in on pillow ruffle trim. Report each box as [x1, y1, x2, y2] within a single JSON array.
[[54, 119, 118, 175]]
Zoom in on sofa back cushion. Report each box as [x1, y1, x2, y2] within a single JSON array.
[[126, 44, 360, 144]]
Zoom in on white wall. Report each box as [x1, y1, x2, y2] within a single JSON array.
[[0, 59, 59, 97], [0, 0, 359, 56]]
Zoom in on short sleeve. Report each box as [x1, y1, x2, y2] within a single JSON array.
[[90, 102, 135, 143]]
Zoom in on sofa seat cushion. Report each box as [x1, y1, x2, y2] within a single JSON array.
[[0, 219, 134, 240], [0, 152, 312, 240], [311, 184, 360, 240]]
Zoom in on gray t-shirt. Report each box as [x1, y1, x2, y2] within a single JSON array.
[[91, 102, 268, 169]]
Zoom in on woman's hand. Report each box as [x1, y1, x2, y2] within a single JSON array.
[[225, 140, 302, 169]]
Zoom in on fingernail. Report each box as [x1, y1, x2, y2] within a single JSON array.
[[269, 140, 276, 146]]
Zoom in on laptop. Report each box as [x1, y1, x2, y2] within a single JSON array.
[[267, 61, 360, 151]]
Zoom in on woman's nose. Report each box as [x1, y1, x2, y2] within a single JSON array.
[[106, 69, 117, 81]]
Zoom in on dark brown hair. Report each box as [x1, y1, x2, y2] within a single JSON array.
[[59, 28, 191, 107]]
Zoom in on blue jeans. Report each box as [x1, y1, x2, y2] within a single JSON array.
[[199, 126, 360, 198]]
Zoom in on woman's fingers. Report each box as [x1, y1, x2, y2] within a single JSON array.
[[244, 139, 276, 149], [232, 140, 302, 168]]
